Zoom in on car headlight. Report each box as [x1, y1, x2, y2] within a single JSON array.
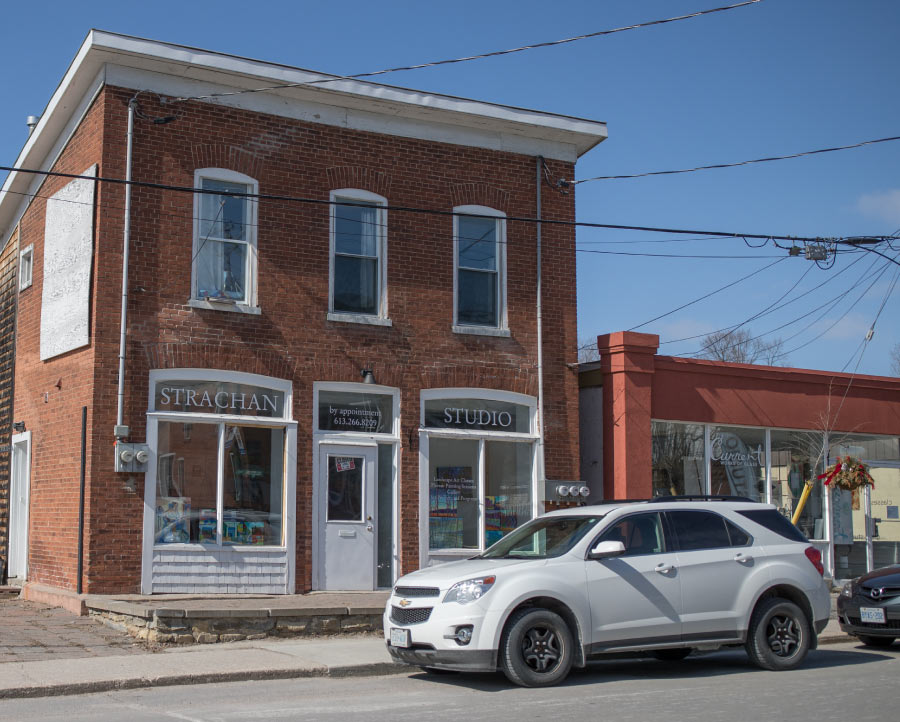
[[840, 581, 854, 598], [443, 576, 496, 605]]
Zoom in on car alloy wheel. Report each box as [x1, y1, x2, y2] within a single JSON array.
[[746, 597, 810, 671], [766, 613, 802, 657], [500, 608, 574, 687]]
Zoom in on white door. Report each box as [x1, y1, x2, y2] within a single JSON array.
[[319, 445, 377, 590], [586, 512, 683, 649], [8, 432, 32, 580]]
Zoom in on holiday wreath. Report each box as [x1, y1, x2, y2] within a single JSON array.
[[817, 455, 875, 491]]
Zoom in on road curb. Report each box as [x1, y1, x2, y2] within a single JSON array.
[[0, 662, 405, 700]]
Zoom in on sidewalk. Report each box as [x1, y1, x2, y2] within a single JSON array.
[[0, 588, 852, 700]]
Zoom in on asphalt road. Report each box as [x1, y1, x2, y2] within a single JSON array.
[[2, 641, 896, 722]]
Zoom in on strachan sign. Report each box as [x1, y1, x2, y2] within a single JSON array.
[[154, 380, 285, 418]]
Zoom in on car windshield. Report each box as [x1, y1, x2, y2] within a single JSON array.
[[480, 515, 604, 560]]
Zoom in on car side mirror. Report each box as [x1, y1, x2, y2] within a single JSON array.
[[589, 540, 625, 560]]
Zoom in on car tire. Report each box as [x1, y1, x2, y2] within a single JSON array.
[[500, 608, 574, 687], [651, 648, 692, 662], [857, 635, 895, 648], [745, 597, 810, 671]]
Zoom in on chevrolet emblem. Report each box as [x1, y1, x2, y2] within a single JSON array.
[[399, 599, 412, 607]]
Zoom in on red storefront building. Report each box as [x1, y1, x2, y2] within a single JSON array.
[[0, 31, 607, 602], [580, 331, 900, 581]]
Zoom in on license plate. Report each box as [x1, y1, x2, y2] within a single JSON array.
[[390, 627, 411, 648], [860, 607, 886, 624]]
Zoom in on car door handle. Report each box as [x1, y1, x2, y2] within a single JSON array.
[[734, 553, 753, 564], [655, 564, 675, 575]]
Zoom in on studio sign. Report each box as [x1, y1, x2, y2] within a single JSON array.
[[443, 406, 513, 429]]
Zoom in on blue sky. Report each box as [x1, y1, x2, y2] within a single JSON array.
[[1, 0, 898, 374]]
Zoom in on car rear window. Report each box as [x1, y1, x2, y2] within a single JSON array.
[[737, 509, 808, 542]]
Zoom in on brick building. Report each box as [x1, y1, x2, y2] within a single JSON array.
[[0, 31, 606, 597]]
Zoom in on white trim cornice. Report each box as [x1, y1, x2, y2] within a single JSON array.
[[1, 30, 607, 246]]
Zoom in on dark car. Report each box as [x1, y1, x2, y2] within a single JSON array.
[[837, 565, 900, 647]]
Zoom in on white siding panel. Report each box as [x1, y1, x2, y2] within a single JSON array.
[[151, 548, 289, 593]]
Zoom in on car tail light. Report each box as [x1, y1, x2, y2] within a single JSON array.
[[804, 546, 824, 576]]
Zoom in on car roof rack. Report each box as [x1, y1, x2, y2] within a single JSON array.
[[648, 495, 757, 503]]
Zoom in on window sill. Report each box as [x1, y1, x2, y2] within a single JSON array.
[[189, 299, 261, 315], [452, 325, 511, 338], [327, 312, 392, 327]]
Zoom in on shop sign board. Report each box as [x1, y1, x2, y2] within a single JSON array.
[[154, 380, 285, 418], [317, 391, 393, 434], [424, 398, 529, 433]]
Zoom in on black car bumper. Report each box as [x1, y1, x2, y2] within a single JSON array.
[[836, 598, 900, 638], [386, 643, 497, 672]]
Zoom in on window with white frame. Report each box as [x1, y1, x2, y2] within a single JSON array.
[[19, 243, 33, 291], [454, 206, 506, 328], [148, 371, 294, 547], [421, 390, 537, 557], [193, 169, 258, 307], [330, 189, 387, 318]]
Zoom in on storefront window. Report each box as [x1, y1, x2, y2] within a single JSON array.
[[829, 433, 900, 577], [423, 391, 536, 559], [429, 438, 479, 549], [484, 441, 533, 547], [709, 426, 766, 501], [155, 422, 218, 544], [651, 422, 705, 497], [155, 421, 284, 546], [770, 430, 825, 539]]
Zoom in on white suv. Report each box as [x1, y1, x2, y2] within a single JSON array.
[[384, 497, 831, 687]]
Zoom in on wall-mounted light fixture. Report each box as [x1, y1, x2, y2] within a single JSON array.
[[12, 421, 25, 433], [361, 368, 376, 385]]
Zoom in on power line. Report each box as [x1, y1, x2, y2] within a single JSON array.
[[5, 163, 894, 248], [661, 251, 872, 347], [573, 134, 900, 183], [169, 1, 764, 104], [739, 253, 898, 359], [576, 249, 786, 259], [627, 257, 787, 331]]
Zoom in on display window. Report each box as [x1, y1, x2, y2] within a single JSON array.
[[421, 389, 538, 564], [709, 425, 766, 502], [651, 421, 705, 497], [146, 370, 295, 550]]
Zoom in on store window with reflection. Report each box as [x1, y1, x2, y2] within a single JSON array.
[[770, 430, 824, 538], [651, 422, 705, 497], [709, 426, 766, 501]]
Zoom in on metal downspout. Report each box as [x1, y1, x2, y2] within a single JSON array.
[[116, 99, 135, 440], [536, 157, 546, 507]]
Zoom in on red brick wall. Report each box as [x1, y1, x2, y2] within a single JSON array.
[[16, 85, 581, 592], [12, 91, 107, 591]]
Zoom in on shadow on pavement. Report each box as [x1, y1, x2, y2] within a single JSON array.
[[408, 645, 899, 692]]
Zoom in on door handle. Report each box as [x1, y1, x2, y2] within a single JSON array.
[[734, 553, 753, 564], [655, 564, 675, 575], [366, 525, 374, 532]]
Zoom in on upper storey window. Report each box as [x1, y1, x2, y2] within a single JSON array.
[[192, 169, 258, 310], [329, 189, 387, 320], [454, 206, 507, 330]]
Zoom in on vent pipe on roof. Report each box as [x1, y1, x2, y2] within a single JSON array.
[[26, 115, 39, 135]]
